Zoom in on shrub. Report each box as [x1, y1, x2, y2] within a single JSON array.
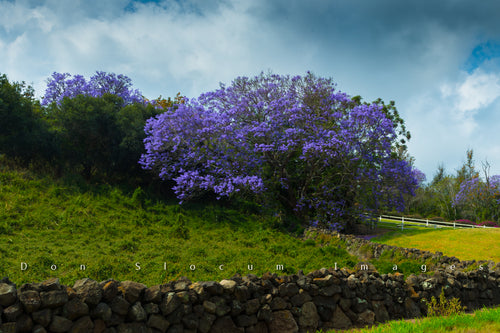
[[425, 288, 466, 317], [454, 219, 476, 226], [477, 220, 499, 227]]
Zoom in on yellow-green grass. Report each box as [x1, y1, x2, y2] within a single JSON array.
[[371, 227, 500, 263], [321, 306, 500, 333]]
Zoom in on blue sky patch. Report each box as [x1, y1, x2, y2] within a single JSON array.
[[464, 40, 500, 73]]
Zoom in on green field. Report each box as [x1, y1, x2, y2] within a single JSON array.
[[371, 226, 500, 263]]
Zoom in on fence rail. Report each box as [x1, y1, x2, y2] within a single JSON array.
[[366, 215, 496, 231]]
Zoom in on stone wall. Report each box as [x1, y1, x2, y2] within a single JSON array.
[[1, 264, 500, 333], [304, 227, 499, 271], [1, 229, 499, 332]]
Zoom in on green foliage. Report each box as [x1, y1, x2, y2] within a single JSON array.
[[425, 288, 466, 317], [114, 103, 163, 180], [170, 210, 190, 240], [1, 71, 182, 185], [303, 239, 316, 247], [0, 73, 54, 163], [404, 148, 499, 224], [47, 94, 122, 179], [131, 187, 147, 207], [45, 94, 163, 183]]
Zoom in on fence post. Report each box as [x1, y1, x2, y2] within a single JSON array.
[[453, 221, 455, 229], [426, 219, 429, 227], [401, 216, 404, 231]]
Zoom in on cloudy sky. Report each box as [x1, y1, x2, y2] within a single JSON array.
[[1, 0, 500, 181]]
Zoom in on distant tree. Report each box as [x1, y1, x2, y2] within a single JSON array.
[[431, 175, 459, 220], [456, 149, 478, 184], [453, 175, 500, 222], [431, 164, 446, 187], [41, 71, 144, 106], [145, 93, 185, 109], [141, 72, 421, 231], [453, 157, 500, 222]]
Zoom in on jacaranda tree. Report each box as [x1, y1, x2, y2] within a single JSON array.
[[42, 71, 144, 106], [140, 72, 420, 231], [453, 175, 500, 222]]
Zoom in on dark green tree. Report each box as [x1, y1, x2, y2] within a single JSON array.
[[0, 73, 53, 164], [46, 93, 165, 182], [47, 94, 123, 180]]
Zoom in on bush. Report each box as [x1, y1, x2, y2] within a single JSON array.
[[477, 220, 499, 227], [454, 219, 476, 226], [425, 288, 465, 317]]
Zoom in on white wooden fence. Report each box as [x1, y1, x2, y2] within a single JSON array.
[[368, 215, 497, 231]]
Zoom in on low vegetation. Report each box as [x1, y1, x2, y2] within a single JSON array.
[[425, 288, 466, 317], [323, 306, 500, 333]]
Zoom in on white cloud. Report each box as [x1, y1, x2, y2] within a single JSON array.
[[0, 1, 54, 34], [14, 0, 275, 98], [456, 70, 500, 112], [406, 65, 500, 179], [433, 68, 500, 136]]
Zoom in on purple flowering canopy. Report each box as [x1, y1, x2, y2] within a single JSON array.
[[42, 71, 144, 106], [453, 175, 500, 221], [140, 72, 420, 231]]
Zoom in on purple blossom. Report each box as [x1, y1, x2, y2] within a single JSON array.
[[42, 71, 144, 106], [140, 72, 420, 230], [453, 175, 500, 221]]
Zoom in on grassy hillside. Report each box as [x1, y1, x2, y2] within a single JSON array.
[[2, 159, 499, 288], [0, 163, 360, 286]]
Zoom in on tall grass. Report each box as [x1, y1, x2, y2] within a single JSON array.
[[0, 164, 360, 286]]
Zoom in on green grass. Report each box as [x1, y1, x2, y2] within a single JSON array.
[[0, 164, 359, 286], [2, 162, 497, 287], [371, 226, 500, 263], [321, 306, 500, 332]]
